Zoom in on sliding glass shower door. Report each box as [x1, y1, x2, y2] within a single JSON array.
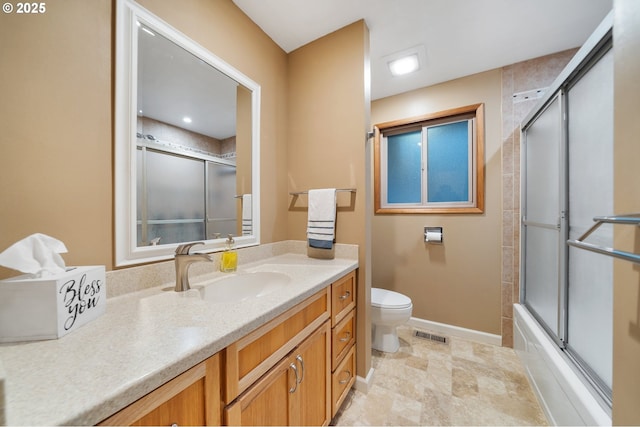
[[521, 36, 613, 404], [565, 48, 613, 393], [522, 95, 563, 340]]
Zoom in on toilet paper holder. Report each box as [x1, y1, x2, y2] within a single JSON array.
[[424, 227, 443, 243]]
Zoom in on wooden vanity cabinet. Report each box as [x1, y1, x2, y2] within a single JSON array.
[[223, 288, 331, 426], [225, 321, 331, 426], [330, 270, 356, 417], [98, 353, 222, 426]]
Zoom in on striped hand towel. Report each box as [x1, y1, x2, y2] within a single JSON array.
[[307, 188, 337, 249], [242, 194, 252, 236]]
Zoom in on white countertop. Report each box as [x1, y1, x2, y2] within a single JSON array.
[[0, 253, 357, 425]]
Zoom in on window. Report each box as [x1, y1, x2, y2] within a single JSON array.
[[374, 104, 484, 213]]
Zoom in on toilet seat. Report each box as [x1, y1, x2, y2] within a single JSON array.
[[371, 288, 412, 309]]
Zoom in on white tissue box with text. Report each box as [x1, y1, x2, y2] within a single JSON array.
[[0, 266, 106, 343]]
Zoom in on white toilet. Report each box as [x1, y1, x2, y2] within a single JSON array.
[[371, 287, 413, 353]]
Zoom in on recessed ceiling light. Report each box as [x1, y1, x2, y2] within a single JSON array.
[[388, 54, 420, 77], [183, 117, 192, 123]]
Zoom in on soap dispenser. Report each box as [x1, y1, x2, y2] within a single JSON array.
[[220, 234, 237, 272]]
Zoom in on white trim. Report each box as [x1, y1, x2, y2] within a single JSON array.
[[407, 316, 502, 347], [114, 0, 261, 266], [354, 368, 375, 394]]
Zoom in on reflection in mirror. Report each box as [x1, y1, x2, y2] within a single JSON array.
[[115, 0, 260, 266], [136, 23, 242, 245]]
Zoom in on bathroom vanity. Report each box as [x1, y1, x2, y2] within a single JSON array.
[[0, 250, 357, 425]]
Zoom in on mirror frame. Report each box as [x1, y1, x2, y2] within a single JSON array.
[[115, 0, 261, 266]]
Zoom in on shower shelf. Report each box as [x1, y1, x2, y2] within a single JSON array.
[[567, 213, 640, 264]]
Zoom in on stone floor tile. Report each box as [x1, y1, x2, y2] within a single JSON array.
[[331, 325, 547, 426]]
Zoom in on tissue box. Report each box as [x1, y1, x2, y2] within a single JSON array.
[[0, 266, 106, 343]]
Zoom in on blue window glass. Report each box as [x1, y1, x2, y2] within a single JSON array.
[[426, 121, 469, 203], [387, 130, 422, 203]]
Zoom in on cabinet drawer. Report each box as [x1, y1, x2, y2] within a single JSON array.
[[224, 288, 330, 403], [331, 271, 355, 327], [331, 345, 355, 417], [331, 309, 355, 371]]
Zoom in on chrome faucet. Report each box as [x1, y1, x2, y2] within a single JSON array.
[[174, 242, 213, 292]]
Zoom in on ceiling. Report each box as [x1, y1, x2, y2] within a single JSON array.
[[138, 23, 239, 139], [232, 0, 612, 100]]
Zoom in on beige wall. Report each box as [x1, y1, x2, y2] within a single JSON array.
[[287, 21, 371, 378], [0, 1, 112, 275], [371, 70, 503, 335], [0, 0, 289, 278], [613, 0, 640, 423]]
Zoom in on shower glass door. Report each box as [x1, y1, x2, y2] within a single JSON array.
[[206, 161, 237, 239], [522, 94, 563, 340], [565, 48, 613, 394], [521, 34, 613, 405]]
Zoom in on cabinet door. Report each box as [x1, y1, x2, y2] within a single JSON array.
[[290, 321, 331, 426], [99, 354, 221, 426], [130, 381, 205, 426], [225, 322, 331, 426], [225, 355, 295, 426]]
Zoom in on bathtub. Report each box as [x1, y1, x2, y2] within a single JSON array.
[[513, 304, 611, 426]]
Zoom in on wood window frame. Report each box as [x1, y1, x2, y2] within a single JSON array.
[[374, 103, 485, 214]]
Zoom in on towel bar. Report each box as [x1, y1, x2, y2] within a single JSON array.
[[289, 188, 356, 196], [566, 213, 640, 264]]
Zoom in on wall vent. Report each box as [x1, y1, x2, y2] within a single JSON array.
[[413, 330, 448, 344]]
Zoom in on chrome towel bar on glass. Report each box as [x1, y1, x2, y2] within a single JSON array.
[[567, 213, 640, 264], [289, 188, 356, 196]]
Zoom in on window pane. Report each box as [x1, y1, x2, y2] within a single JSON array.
[[387, 130, 421, 203], [426, 121, 469, 202]]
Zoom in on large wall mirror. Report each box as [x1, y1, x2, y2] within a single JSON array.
[[115, 0, 260, 266]]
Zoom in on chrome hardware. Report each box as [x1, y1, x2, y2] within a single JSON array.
[[174, 242, 213, 292], [339, 331, 351, 342], [338, 370, 352, 385], [339, 291, 351, 301], [296, 355, 304, 384], [567, 213, 640, 264], [289, 363, 299, 393], [289, 188, 356, 196]]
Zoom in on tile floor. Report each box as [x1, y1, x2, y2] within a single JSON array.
[[331, 325, 547, 426]]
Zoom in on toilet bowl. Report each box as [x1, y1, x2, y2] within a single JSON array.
[[371, 287, 413, 353]]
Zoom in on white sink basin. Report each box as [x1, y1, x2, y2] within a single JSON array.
[[198, 271, 291, 303]]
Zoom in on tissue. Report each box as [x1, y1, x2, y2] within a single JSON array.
[[0, 233, 67, 277]]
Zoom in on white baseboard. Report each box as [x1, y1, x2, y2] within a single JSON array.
[[407, 316, 502, 347], [354, 368, 375, 393]]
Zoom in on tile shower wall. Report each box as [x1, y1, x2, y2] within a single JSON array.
[[500, 49, 577, 347]]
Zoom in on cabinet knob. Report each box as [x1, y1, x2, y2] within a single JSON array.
[[339, 290, 351, 301], [339, 331, 351, 342], [338, 369, 352, 385]]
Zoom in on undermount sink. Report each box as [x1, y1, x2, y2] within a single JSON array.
[[198, 271, 291, 303]]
